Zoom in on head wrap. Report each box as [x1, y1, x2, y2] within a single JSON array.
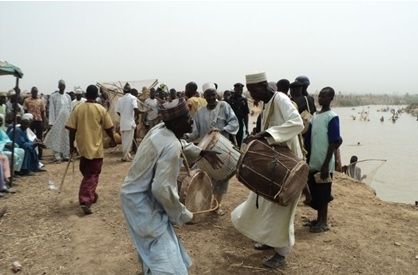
[[8, 89, 16, 96], [295, 76, 310, 87], [202, 82, 216, 93], [22, 113, 34, 121], [234, 83, 244, 87], [0, 91, 7, 97], [158, 98, 189, 122], [245, 72, 267, 84], [59, 79, 65, 85], [74, 87, 83, 95]]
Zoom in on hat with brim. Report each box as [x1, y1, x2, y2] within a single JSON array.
[[245, 72, 267, 84], [158, 98, 189, 122]]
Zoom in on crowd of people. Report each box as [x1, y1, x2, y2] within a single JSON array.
[[1, 73, 345, 273]]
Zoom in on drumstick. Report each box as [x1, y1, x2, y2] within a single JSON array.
[[180, 151, 192, 177]]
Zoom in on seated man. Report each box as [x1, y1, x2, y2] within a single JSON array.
[[7, 116, 43, 174], [0, 114, 25, 174], [343, 155, 366, 181]]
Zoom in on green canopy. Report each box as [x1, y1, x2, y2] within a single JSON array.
[[0, 60, 23, 78]]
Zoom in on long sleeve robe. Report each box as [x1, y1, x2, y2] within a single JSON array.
[[231, 92, 304, 248], [120, 123, 202, 274], [187, 101, 239, 143], [8, 127, 39, 172]]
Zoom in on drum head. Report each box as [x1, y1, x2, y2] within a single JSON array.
[[183, 170, 213, 213], [197, 131, 219, 150]]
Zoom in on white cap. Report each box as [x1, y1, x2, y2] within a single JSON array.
[[74, 86, 83, 94], [22, 113, 34, 121], [202, 82, 216, 93], [245, 72, 267, 84]]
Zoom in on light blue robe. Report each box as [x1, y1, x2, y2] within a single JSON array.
[[120, 123, 201, 275], [0, 128, 24, 172]]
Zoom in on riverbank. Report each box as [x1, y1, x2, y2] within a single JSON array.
[[0, 150, 417, 274]]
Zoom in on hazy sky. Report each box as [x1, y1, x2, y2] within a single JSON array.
[[1, 1, 418, 95]]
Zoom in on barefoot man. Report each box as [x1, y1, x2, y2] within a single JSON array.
[[120, 98, 222, 274]]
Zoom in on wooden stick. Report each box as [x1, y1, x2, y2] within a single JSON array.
[[58, 155, 72, 194]]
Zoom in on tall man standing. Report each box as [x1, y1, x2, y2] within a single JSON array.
[[228, 83, 250, 147], [120, 98, 222, 274], [44, 80, 72, 162], [231, 72, 304, 269], [66, 85, 116, 215], [116, 83, 139, 162], [23, 87, 46, 159], [186, 83, 239, 215]]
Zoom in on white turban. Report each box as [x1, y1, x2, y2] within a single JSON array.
[[8, 89, 16, 96], [74, 86, 83, 94], [58, 79, 66, 85], [245, 72, 267, 84], [22, 113, 34, 121], [202, 82, 216, 93]]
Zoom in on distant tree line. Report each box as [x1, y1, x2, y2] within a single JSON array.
[[309, 92, 418, 107]]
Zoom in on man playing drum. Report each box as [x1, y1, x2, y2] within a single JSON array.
[[231, 72, 304, 269], [186, 83, 239, 215], [120, 98, 222, 275]]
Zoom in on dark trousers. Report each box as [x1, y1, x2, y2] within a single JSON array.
[[30, 121, 44, 159], [79, 157, 103, 206], [236, 119, 245, 148]]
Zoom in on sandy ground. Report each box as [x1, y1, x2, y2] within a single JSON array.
[[0, 148, 417, 275]]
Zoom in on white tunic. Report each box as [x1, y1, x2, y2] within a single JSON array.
[[231, 92, 304, 248], [116, 93, 138, 131]]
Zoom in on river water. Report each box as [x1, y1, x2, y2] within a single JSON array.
[[334, 105, 418, 204]]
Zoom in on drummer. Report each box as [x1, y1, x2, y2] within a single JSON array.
[[231, 72, 304, 269], [185, 83, 239, 215], [120, 98, 222, 274]]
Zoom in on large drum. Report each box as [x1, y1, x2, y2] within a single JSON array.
[[237, 139, 309, 206], [177, 168, 215, 222], [196, 131, 241, 181]]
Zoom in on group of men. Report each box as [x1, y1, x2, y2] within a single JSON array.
[[2, 73, 343, 272], [116, 72, 343, 273]]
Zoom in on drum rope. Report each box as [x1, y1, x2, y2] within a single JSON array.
[[191, 197, 219, 215]]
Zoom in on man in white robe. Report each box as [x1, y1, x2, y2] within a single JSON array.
[[231, 72, 304, 269], [44, 80, 72, 162], [120, 98, 222, 274], [116, 83, 139, 161], [186, 83, 239, 215]]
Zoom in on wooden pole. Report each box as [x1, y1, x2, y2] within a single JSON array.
[[9, 77, 19, 187]]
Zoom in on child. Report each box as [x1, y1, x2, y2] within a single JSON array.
[[304, 87, 342, 233]]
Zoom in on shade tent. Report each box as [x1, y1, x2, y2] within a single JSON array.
[[0, 60, 24, 78], [0, 60, 24, 187]]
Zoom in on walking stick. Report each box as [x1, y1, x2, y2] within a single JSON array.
[[58, 155, 73, 194]]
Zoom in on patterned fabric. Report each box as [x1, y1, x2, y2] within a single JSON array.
[[23, 97, 45, 121], [79, 157, 103, 206], [158, 98, 188, 121]]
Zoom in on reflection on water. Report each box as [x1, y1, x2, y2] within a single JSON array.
[[336, 105, 418, 204]]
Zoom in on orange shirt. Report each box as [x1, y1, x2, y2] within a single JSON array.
[[23, 97, 45, 121]]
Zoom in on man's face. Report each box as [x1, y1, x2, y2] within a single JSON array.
[[246, 84, 264, 102], [178, 113, 193, 135], [76, 94, 82, 100], [0, 96, 6, 105], [233, 86, 243, 96], [31, 88, 38, 98], [21, 119, 30, 129], [204, 89, 217, 109], [59, 83, 65, 92], [318, 90, 332, 106]]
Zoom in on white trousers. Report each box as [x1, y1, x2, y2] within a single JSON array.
[[121, 129, 135, 160]]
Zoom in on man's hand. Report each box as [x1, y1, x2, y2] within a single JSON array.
[[320, 165, 329, 180], [201, 150, 223, 169]]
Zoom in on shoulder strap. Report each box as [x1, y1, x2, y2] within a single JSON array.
[[263, 93, 277, 129], [304, 96, 311, 113]]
